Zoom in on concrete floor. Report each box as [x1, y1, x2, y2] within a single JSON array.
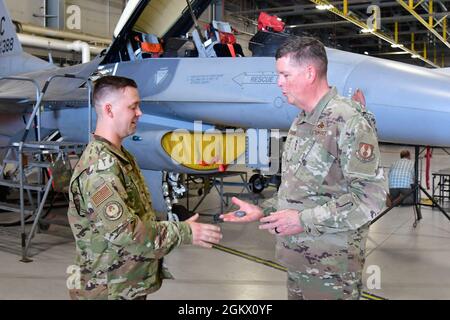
[[1, 145, 450, 300]]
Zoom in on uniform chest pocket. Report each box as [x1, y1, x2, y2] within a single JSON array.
[[294, 142, 336, 188], [284, 135, 314, 164]]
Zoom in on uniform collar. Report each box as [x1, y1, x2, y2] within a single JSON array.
[[298, 87, 337, 125], [92, 134, 131, 164]]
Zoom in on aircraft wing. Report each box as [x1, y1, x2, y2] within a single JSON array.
[[0, 0, 103, 111], [0, 57, 102, 111]]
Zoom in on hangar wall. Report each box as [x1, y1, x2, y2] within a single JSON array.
[[4, 0, 125, 38]]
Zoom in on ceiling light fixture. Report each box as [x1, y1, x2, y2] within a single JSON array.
[[315, 4, 334, 10], [360, 28, 373, 33]]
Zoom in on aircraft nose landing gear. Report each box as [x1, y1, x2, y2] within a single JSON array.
[[248, 173, 281, 194], [249, 174, 266, 193]]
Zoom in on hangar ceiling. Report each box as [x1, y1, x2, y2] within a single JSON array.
[[224, 0, 450, 67], [5, 0, 450, 68]]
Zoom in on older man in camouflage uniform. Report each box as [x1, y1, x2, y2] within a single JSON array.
[[68, 76, 222, 300], [221, 37, 386, 300]]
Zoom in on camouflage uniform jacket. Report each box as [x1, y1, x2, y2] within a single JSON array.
[[67, 135, 192, 300], [267, 87, 386, 269]]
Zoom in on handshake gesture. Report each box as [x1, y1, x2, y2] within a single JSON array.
[[220, 197, 304, 236]]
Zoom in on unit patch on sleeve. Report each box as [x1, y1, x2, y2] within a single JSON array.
[[356, 142, 375, 162], [91, 184, 113, 207], [103, 201, 123, 221]]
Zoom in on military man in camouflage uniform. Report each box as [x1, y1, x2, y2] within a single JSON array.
[[221, 37, 386, 300], [68, 76, 222, 300]]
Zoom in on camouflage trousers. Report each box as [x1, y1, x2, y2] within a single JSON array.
[[69, 289, 148, 300], [281, 227, 369, 300], [286, 269, 363, 300]]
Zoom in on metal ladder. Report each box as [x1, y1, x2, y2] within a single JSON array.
[[0, 74, 93, 262]]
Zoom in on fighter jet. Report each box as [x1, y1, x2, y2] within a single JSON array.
[[2, 0, 450, 214]]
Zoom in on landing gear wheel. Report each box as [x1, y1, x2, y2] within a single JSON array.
[[172, 204, 194, 221], [249, 174, 265, 193]]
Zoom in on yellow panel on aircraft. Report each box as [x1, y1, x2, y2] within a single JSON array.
[[161, 131, 246, 171]]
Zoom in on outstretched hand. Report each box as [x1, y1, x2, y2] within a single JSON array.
[[186, 213, 222, 248], [219, 197, 263, 223]]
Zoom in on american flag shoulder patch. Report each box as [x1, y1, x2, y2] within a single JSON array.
[[91, 184, 113, 207]]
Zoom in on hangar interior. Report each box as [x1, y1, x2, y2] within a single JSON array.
[[1, 0, 450, 300], [5, 0, 450, 66]]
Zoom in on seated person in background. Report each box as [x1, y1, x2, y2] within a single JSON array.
[[388, 150, 415, 206]]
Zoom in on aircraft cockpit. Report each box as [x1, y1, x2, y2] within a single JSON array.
[[100, 0, 247, 64]]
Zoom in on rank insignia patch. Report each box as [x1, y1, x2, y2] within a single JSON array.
[[91, 184, 113, 207], [104, 201, 123, 221], [356, 143, 375, 162], [313, 121, 327, 136]]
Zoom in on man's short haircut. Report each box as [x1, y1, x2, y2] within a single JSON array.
[[400, 150, 410, 159], [275, 36, 328, 77], [93, 75, 137, 108]]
